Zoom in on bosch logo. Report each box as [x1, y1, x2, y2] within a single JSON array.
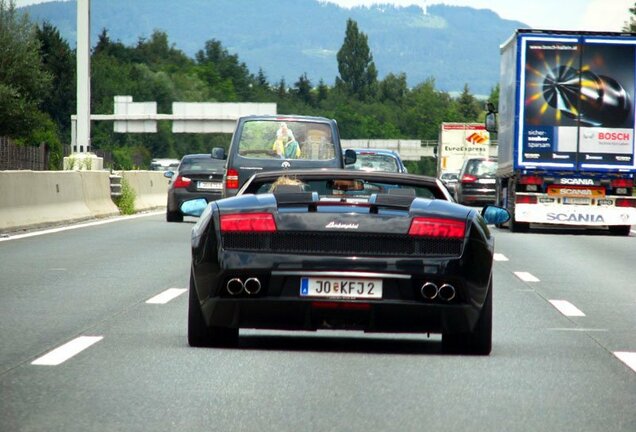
[[598, 132, 630, 140]]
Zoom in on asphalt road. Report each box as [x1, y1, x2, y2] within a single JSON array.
[[1, 214, 635, 431]]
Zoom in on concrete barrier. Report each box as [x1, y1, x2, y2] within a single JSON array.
[[0, 170, 171, 233], [119, 171, 170, 211], [0, 170, 120, 232]]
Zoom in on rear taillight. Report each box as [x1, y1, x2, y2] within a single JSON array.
[[226, 168, 239, 190], [461, 174, 477, 183], [616, 198, 636, 208], [516, 195, 538, 204], [173, 175, 192, 189], [408, 217, 465, 238], [611, 179, 633, 188], [220, 213, 277, 232], [519, 175, 543, 185]]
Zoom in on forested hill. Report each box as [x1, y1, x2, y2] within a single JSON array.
[[21, 0, 526, 94]]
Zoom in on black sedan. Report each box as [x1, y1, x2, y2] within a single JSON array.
[[183, 169, 509, 354], [164, 154, 226, 222]]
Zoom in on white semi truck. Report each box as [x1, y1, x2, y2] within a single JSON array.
[[486, 29, 636, 235]]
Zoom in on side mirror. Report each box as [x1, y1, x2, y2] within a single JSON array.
[[180, 198, 208, 217], [485, 102, 497, 134], [485, 112, 497, 133], [164, 170, 174, 179], [211, 147, 226, 160], [481, 205, 510, 225], [343, 148, 357, 165]]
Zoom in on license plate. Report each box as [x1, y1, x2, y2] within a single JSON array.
[[478, 178, 496, 184], [300, 277, 382, 299], [198, 181, 222, 190], [563, 197, 591, 205]]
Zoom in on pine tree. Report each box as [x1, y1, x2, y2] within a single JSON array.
[[336, 19, 377, 101]]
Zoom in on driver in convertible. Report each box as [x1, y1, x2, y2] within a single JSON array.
[[272, 122, 301, 159]]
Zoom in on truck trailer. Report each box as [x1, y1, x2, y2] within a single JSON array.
[[436, 122, 493, 178], [486, 29, 636, 235]]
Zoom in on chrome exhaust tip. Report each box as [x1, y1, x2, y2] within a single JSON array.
[[226, 278, 244, 295], [420, 282, 439, 300], [244, 277, 262, 295], [438, 284, 456, 302]]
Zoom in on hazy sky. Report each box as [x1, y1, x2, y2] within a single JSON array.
[[12, 0, 635, 32]]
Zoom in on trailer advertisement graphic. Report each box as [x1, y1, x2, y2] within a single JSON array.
[[520, 37, 636, 169]]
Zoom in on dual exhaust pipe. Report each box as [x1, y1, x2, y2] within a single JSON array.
[[226, 277, 261, 296], [420, 282, 456, 302]]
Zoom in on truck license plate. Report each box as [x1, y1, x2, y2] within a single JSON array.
[[563, 197, 591, 205], [300, 277, 382, 299]]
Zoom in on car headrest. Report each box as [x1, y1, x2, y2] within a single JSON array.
[[272, 185, 305, 194]]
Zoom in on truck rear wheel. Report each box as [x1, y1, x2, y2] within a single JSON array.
[[506, 182, 530, 233]]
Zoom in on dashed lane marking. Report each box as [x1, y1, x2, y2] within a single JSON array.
[[494, 253, 508, 261], [514, 271, 540, 282], [146, 288, 187, 304], [548, 300, 586, 317], [614, 352, 636, 374], [31, 336, 103, 366]]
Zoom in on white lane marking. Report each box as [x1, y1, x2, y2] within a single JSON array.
[[31, 336, 103, 366], [146, 288, 187, 304], [0, 211, 164, 242], [549, 300, 586, 317], [614, 352, 636, 373], [494, 253, 508, 261], [514, 271, 540, 282]]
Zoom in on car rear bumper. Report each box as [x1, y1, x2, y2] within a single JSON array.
[[201, 297, 481, 334]]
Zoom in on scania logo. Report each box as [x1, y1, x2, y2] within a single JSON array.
[[547, 213, 605, 223], [325, 221, 359, 229], [559, 178, 594, 185], [281, 161, 291, 169]]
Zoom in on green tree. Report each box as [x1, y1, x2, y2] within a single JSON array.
[[294, 73, 313, 106], [623, 2, 636, 32], [335, 19, 377, 101], [378, 72, 408, 105], [0, 0, 52, 137], [195, 39, 254, 100], [455, 83, 480, 121], [36, 21, 75, 136]]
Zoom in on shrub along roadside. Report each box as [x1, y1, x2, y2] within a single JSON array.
[[113, 178, 136, 215]]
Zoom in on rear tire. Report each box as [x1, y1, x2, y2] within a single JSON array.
[[166, 209, 183, 223], [442, 281, 492, 355], [188, 274, 238, 348], [507, 182, 529, 233]]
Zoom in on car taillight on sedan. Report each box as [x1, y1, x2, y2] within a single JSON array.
[[173, 175, 192, 188], [220, 213, 277, 232], [226, 168, 239, 190], [408, 217, 465, 238]]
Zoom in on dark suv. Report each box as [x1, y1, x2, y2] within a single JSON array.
[[213, 115, 355, 198], [455, 158, 498, 206]]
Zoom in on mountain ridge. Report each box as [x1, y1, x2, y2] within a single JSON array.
[[20, 0, 528, 94]]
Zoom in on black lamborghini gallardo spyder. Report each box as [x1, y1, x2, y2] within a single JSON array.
[[182, 169, 510, 355]]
